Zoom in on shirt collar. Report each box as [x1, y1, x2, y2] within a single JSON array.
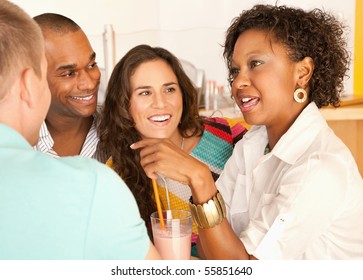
[[35, 121, 54, 153], [34, 110, 99, 156], [272, 102, 327, 164]]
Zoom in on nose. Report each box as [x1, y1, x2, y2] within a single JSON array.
[[232, 68, 250, 90], [77, 69, 100, 91], [151, 92, 166, 108]]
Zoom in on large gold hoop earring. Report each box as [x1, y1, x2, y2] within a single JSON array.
[[293, 88, 307, 103]]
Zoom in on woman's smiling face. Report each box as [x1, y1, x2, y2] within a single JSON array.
[[129, 59, 183, 141]]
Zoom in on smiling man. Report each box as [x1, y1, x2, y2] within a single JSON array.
[[33, 13, 101, 158]]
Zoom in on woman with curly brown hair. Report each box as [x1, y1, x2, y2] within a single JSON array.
[[97, 44, 247, 255], [132, 5, 363, 259]]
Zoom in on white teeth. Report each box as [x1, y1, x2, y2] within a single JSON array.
[[242, 97, 252, 103], [70, 95, 93, 101], [149, 115, 171, 122]]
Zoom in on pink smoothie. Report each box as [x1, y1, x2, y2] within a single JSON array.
[[153, 230, 191, 260]]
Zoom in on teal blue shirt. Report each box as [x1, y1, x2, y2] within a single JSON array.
[[0, 124, 149, 260]]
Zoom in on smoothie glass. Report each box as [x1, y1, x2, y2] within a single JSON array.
[[150, 210, 192, 260]]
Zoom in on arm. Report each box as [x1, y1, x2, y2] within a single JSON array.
[[131, 138, 256, 259], [187, 167, 254, 260], [145, 242, 161, 260]]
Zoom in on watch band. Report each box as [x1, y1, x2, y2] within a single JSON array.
[[188, 191, 226, 229]]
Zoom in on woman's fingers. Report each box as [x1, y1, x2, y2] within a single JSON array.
[[131, 138, 192, 184]]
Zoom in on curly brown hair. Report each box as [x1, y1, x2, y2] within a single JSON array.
[[223, 4, 351, 108], [97, 45, 204, 233]]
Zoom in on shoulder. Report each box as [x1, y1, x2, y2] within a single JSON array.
[[60, 156, 122, 184], [65, 159, 150, 259], [58, 156, 139, 210]]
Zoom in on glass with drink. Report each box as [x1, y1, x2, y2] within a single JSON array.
[[150, 210, 192, 260]]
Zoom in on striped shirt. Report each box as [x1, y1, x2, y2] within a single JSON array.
[[34, 114, 99, 159]]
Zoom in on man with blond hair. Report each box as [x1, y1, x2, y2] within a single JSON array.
[[0, 0, 159, 260]]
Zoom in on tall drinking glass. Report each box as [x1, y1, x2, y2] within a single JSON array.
[[150, 210, 192, 260]]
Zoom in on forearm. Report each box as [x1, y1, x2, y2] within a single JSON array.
[[198, 220, 252, 259], [132, 138, 252, 259], [189, 168, 253, 260]]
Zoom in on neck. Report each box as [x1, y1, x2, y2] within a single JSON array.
[[180, 136, 185, 151], [46, 116, 94, 157], [46, 115, 93, 135]]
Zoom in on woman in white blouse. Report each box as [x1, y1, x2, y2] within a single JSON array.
[[131, 4, 363, 259]]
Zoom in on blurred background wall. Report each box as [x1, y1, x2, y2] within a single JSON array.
[[11, 0, 356, 100]]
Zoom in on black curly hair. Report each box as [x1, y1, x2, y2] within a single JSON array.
[[223, 4, 351, 108]]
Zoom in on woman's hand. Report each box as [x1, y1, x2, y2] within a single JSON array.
[[131, 138, 206, 182], [132, 138, 252, 259], [131, 138, 214, 200]]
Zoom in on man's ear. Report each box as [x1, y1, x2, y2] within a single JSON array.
[[19, 67, 37, 108], [296, 56, 314, 87]]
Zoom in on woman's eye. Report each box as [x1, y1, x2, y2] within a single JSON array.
[[139, 91, 150, 96], [230, 67, 240, 75], [230, 67, 240, 79], [250, 60, 262, 69], [165, 87, 175, 93]]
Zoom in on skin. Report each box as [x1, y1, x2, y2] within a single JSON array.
[[24, 53, 52, 146], [129, 59, 184, 147], [0, 49, 51, 146], [29, 54, 52, 145], [131, 29, 314, 259], [42, 29, 101, 156], [230, 29, 313, 150]]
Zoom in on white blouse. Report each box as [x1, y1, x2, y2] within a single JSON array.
[[217, 102, 363, 259]]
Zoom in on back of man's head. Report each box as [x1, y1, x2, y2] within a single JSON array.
[[0, 0, 43, 101], [33, 13, 81, 35]]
